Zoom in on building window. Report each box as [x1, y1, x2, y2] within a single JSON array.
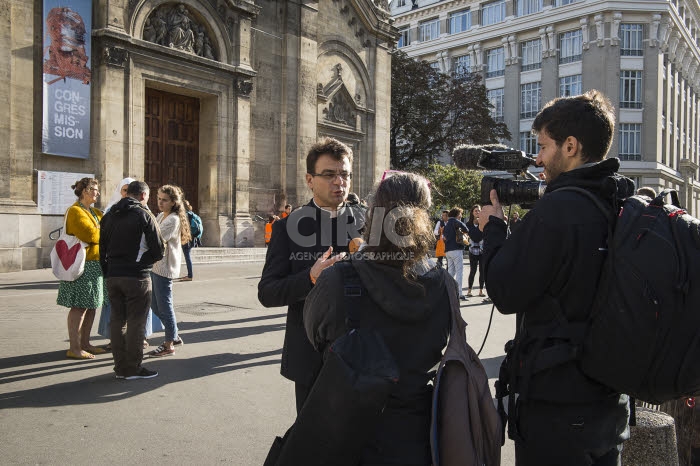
[[449, 10, 471, 34], [454, 55, 472, 76], [559, 75, 582, 96], [517, 0, 543, 16], [620, 70, 643, 108], [555, 0, 580, 5], [397, 0, 407, 6], [521, 82, 542, 119], [520, 131, 538, 156], [620, 24, 644, 56], [486, 48, 505, 78], [521, 39, 542, 71], [559, 30, 583, 64], [398, 27, 411, 48], [481, 0, 506, 27], [488, 88, 505, 122], [619, 123, 642, 160], [419, 18, 441, 42], [429, 62, 441, 71]]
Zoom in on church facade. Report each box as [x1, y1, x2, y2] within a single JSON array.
[[0, 0, 396, 272]]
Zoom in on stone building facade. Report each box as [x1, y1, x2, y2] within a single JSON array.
[[392, 0, 700, 216], [0, 0, 396, 272]]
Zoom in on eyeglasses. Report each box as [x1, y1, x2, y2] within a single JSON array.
[[310, 171, 353, 181]]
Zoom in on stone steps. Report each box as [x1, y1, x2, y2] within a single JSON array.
[[187, 247, 268, 264]]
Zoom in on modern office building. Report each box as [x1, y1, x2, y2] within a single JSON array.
[[0, 0, 396, 272], [391, 0, 700, 215]]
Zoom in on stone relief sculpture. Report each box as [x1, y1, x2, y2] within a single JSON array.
[[143, 3, 218, 61]]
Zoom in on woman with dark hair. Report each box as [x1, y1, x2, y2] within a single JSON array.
[[57, 177, 107, 359], [465, 204, 486, 297], [303, 172, 451, 465], [147, 185, 190, 357]]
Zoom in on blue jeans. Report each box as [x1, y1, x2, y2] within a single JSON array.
[[150, 272, 179, 342], [182, 242, 193, 278]]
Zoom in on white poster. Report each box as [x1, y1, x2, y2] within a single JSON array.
[[38, 170, 94, 215]]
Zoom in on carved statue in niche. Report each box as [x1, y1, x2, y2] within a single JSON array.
[[325, 91, 356, 126], [143, 3, 218, 61]]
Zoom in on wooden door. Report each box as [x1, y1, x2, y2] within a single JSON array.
[[145, 88, 199, 213]]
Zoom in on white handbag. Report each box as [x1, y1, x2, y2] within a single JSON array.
[[50, 212, 87, 281]]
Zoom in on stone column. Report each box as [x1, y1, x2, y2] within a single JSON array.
[[0, 0, 41, 272], [373, 42, 392, 181], [94, 44, 130, 211], [231, 78, 254, 247], [294, 0, 319, 204]]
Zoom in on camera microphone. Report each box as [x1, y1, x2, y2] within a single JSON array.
[[453, 144, 536, 172]]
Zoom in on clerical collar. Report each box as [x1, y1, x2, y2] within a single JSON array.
[[312, 199, 347, 218]]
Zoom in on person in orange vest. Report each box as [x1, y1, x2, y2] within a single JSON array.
[[280, 204, 292, 219], [264, 215, 276, 246]]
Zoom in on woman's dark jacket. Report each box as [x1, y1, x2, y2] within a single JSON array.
[[304, 258, 451, 465]]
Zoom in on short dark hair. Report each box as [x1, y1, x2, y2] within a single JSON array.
[[448, 207, 463, 218], [442, 210, 449, 214], [306, 137, 353, 174], [127, 181, 149, 197], [532, 89, 615, 163]]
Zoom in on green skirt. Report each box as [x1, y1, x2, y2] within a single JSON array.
[[57, 260, 104, 309]]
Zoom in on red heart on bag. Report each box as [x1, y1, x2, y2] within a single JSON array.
[[56, 240, 82, 270]]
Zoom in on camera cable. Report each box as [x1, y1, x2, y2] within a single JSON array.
[[476, 204, 513, 357]]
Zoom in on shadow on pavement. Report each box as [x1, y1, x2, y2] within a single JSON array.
[[0, 317, 286, 383], [479, 355, 505, 380], [177, 312, 287, 332], [0, 281, 60, 291], [0, 349, 282, 409]]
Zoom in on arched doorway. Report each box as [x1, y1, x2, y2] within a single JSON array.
[[144, 88, 200, 212]]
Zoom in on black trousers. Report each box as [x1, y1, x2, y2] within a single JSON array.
[[107, 276, 152, 377], [514, 398, 629, 466]]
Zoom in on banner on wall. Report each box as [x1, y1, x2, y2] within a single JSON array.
[[41, 0, 92, 159]]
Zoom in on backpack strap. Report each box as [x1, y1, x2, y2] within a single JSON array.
[[338, 260, 367, 330]]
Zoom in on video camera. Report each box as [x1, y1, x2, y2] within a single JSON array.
[[452, 144, 545, 206]]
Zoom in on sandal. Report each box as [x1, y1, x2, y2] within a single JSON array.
[[83, 346, 106, 355], [66, 350, 95, 360]]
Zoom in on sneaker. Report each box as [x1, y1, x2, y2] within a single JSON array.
[[180, 277, 192, 282], [148, 344, 175, 358], [173, 337, 184, 346], [114, 374, 126, 379], [460, 296, 469, 301], [125, 367, 158, 380]]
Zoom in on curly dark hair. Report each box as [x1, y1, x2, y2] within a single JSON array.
[[532, 89, 615, 163], [362, 172, 434, 279], [72, 177, 99, 198]]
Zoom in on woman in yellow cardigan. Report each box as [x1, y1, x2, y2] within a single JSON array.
[[56, 178, 106, 360]]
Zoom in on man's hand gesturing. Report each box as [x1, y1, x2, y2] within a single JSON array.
[[309, 247, 346, 284]]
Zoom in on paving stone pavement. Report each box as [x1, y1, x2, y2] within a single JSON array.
[[0, 262, 516, 465]]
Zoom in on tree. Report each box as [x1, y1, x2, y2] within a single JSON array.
[[424, 164, 483, 216], [424, 164, 530, 220], [390, 50, 511, 170]]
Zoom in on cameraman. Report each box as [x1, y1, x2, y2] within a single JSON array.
[[479, 90, 634, 465]]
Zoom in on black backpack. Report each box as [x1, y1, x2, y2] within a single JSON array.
[[562, 187, 700, 404]]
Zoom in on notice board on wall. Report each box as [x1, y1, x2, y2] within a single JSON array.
[[38, 170, 94, 215]]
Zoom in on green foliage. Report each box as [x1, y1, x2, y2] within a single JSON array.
[[422, 164, 483, 215], [390, 50, 511, 171]]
